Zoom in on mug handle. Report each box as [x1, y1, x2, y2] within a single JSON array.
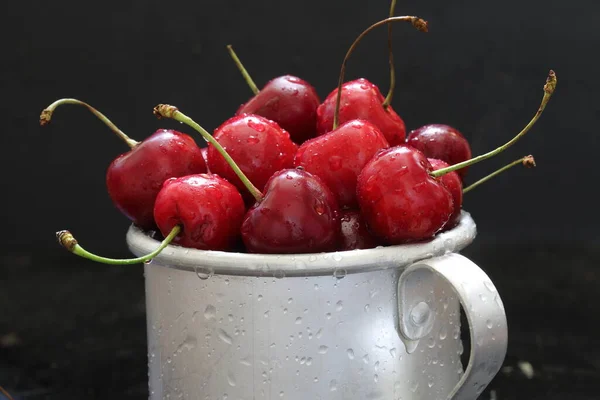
[[398, 253, 508, 399]]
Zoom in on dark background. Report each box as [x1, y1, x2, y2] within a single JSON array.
[[1, 0, 598, 398]]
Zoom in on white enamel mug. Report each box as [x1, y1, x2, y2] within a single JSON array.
[[127, 211, 507, 400]]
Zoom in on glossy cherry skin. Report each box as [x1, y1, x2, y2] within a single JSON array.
[[406, 124, 472, 181], [339, 210, 378, 250], [356, 145, 454, 244], [207, 114, 298, 198], [241, 169, 340, 254], [106, 129, 207, 230], [236, 75, 320, 144], [153, 174, 245, 250], [428, 158, 463, 230], [200, 147, 210, 172], [316, 78, 406, 146], [294, 119, 389, 209]]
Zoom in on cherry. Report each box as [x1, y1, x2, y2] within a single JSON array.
[[40, 99, 206, 230], [227, 45, 320, 144], [153, 174, 246, 250], [407, 124, 472, 181], [317, 79, 406, 146], [155, 105, 341, 254], [316, 16, 429, 146], [357, 145, 454, 243], [294, 119, 389, 209], [240, 169, 340, 254], [339, 210, 378, 250], [428, 158, 462, 230], [357, 71, 556, 244], [207, 114, 297, 200]]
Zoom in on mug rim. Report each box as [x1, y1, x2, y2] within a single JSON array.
[[126, 211, 476, 277]]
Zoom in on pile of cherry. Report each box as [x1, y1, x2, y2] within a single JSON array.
[[42, 14, 556, 263]]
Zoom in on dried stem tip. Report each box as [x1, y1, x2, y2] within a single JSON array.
[[40, 109, 53, 126], [412, 18, 429, 32], [57, 230, 78, 251], [153, 104, 179, 119], [523, 155, 536, 168], [544, 70, 557, 95]]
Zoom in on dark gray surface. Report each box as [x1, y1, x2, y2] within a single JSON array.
[[1, 241, 599, 399]]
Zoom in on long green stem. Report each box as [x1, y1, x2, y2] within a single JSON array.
[[40, 98, 139, 148], [227, 44, 260, 95], [56, 225, 181, 265], [463, 155, 535, 194], [432, 70, 556, 178], [333, 16, 428, 129], [382, 0, 398, 108], [154, 104, 263, 202]]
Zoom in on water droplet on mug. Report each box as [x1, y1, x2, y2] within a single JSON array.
[[329, 380, 338, 391], [486, 320, 493, 329], [347, 348, 355, 359], [204, 305, 216, 320], [336, 301, 343, 311], [333, 253, 343, 262], [333, 268, 347, 279], [318, 345, 328, 354]]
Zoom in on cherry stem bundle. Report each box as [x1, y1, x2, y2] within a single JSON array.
[[333, 16, 428, 129], [382, 0, 398, 108], [227, 45, 260, 95], [56, 225, 181, 265], [153, 104, 263, 202], [432, 70, 556, 178], [463, 155, 535, 194], [40, 98, 139, 148]]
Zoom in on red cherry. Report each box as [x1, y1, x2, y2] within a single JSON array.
[[241, 169, 340, 254], [153, 174, 245, 250], [40, 99, 207, 230], [428, 158, 463, 230], [339, 210, 378, 250], [406, 124, 472, 181], [207, 114, 298, 198], [236, 75, 321, 144], [356, 145, 454, 243], [105, 129, 207, 229], [316, 78, 406, 146], [295, 119, 389, 209]]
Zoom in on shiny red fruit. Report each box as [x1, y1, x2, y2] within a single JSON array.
[[241, 169, 340, 254], [406, 124, 472, 180], [153, 174, 245, 250], [356, 145, 454, 244], [428, 158, 463, 230], [237, 75, 320, 144], [294, 119, 389, 209], [207, 114, 298, 197], [316, 78, 406, 146], [106, 129, 207, 230], [339, 210, 378, 250]]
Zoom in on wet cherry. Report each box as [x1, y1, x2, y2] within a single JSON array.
[[240, 169, 340, 254], [339, 210, 378, 250], [153, 174, 245, 250], [294, 119, 389, 209], [356, 145, 454, 244], [407, 124, 472, 181], [316, 78, 406, 146], [428, 158, 463, 230], [41, 99, 207, 230], [228, 46, 320, 144], [207, 114, 297, 200]]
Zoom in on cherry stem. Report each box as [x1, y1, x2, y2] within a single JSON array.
[[333, 16, 428, 130], [153, 104, 263, 202], [56, 225, 181, 265], [463, 155, 535, 194], [432, 70, 556, 178], [382, 0, 398, 108], [40, 98, 139, 148], [0, 386, 14, 400], [227, 44, 260, 95]]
